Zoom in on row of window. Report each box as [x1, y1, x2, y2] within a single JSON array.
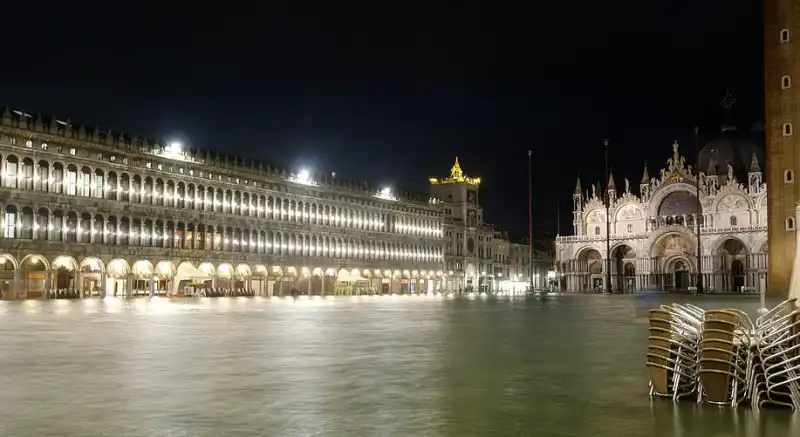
[[779, 27, 794, 144], [588, 217, 795, 234], [4, 133, 438, 219], [0, 154, 444, 238], [0, 206, 445, 263]]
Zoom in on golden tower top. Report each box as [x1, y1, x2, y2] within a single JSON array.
[[429, 156, 481, 186]]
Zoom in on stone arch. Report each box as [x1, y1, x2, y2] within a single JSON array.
[[756, 193, 767, 210], [79, 257, 105, 274], [198, 262, 216, 277], [657, 190, 700, 216], [155, 260, 176, 278], [79, 257, 105, 296], [611, 244, 636, 292], [710, 236, 750, 256], [614, 202, 644, 222], [649, 182, 703, 216], [664, 256, 694, 274], [217, 263, 233, 280], [651, 231, 696, 259], [52, 255, 79, 272], [19, 254, 49, 298], [132, 260, 155, 279], [575, 245, 603, 260], [712, 192, 754, 213], [713, 237, 748, 292], [646, 226, 696, 256], [0, 253, 16, 296], [0, 253, 19, 270], [107, 258, 131, 279], [20, 254, 50, 271], [51, 255, 79, 292], [583, 208, 606, 226], [235, 264, 252, 280]]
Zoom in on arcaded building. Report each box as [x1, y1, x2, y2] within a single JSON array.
[[556, 133, 768, 294], [764, 0, 800, 296], [0, 108, 445, 299]]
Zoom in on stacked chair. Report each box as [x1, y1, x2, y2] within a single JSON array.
[[696, 309, 753, 406], [646, 304, 703, 400], [752, 298, 800, 409], [646, 299, 800, 411]]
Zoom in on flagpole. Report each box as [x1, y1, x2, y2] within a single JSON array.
[[528, 150, 534, 293], [604, 139, 612, 294], [694, 126, 703, 295]]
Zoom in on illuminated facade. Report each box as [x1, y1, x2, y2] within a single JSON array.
[[764, 0, 800, 296], [431, 157, 496, 291], [556, 136, 768, 293], [0, 108, 445, 299], [492, 234, 552, 292]]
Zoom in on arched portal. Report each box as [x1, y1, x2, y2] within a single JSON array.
[[154, 261, 176, 296], [670, 259, 691, 291], [20, 254, 48, 299], [576, 247, 603, 291], [51, 256, 79, 298], [132, 260, 155, 296], [716, 238, 748, 292], [612, 245, 636, 292], [79, 257, 105, 297], [0, 254, 16, 299], [107, 258, 131, 297], [652, 232, 697, 292]]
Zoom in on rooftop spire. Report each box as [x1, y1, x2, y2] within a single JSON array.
[[641, 161, 650, 184], [450, 156, 463, 180], [608, 171, 616, 189], [429, 156, 481, 186], [574, 175, 582, 194], [750, 152, 761, 172]]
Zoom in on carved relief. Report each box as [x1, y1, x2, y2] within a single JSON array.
[[717, 194, 748, 212], [586, 209, 606, 224], [617, 204, 644, 221], [659, 234, 692, 254]]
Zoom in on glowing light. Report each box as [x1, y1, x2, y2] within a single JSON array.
[[374, 187, 397, 201], [288, 168, 317, 186]]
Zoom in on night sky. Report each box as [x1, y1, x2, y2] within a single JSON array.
[[0, 2, 763, 240]]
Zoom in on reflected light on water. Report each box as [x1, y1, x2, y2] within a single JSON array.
[[0, 294, 796, 436]]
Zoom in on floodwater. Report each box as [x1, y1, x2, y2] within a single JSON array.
[[0, 294, 798, 437]]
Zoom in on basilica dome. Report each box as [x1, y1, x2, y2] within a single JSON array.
[[697, 126, 764, 178]]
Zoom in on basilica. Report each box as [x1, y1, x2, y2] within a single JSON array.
[[555, 125, 769, 293]]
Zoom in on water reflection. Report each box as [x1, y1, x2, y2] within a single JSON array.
[[0, 294, 795, 436]]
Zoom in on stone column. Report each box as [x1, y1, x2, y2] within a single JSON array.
[[125, 274, 134, 298], [76, 271, 83, 298], [13, 269, 21, 299]]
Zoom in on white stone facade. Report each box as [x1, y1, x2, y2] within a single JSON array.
[[0, 109, 446, 299], [556, 141, 768, 293]]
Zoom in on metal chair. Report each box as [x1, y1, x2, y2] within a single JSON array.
[[754, 301, 800, 410], [696, 309, 754, 407], [646, 307, 701, 400]]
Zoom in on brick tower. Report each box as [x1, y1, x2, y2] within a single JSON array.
[[765, 0, 800, 296]]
